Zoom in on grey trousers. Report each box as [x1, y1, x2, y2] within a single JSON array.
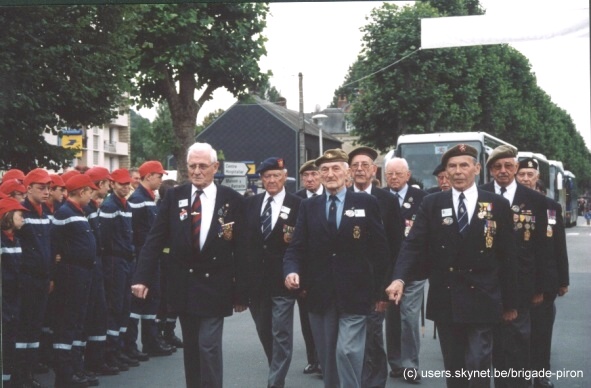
[[361, 310, 388, 388], [178, 314, 224, 388], [309, 305, 367, 388], [386, 279, 425, 371], [250, 295, 296, 388]]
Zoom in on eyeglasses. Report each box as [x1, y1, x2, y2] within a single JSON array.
[[187, 163, 215, 172], [491, 162, 516, 171], [351, 162, 373, 170], [386, 171, 407, 178]]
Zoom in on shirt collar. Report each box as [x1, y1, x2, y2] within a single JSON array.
[[263, 187, 286, 204], [354, 183, 372, 194], [494, 179, 517, 194], [452, 182, 478, 200], [327, 186, 347, 202], [193, 181, 216, 199]]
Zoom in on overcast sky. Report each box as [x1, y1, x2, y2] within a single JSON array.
[[138, 0, 590, 148]]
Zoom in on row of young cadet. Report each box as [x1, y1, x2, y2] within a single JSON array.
[[0, 163, 182, 388]]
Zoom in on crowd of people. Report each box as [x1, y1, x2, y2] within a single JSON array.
[[1, 141, 569, 388]]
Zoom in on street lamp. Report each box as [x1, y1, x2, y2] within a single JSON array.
[[312, 114, 328, 155]]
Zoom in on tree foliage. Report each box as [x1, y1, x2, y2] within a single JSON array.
[[0, 5, 135, 172], [130, 3, 269, 179], [334, 0, 591, 188]]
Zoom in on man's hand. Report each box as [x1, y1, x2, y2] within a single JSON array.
[[502, 309, 518, 322], [374, 301, 388, 313], [531, 293, 544, 306], [234, 305, 248, 313], [131, 284, 149, 299], [385, 280, 404, 305], [558, 286, 569, 296], [284, 273, 300, 291]]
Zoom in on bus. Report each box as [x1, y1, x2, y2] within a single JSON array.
[[388, 132, 516, 191], [564, 170, 578, 227]]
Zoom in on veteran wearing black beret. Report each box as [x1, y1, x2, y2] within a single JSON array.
[[284, 149, 390, 388]]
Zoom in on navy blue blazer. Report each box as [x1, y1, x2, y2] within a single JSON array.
[[393, 189, 518, 324], [133, 183, 245, 317], [283, 190, 390, 315]]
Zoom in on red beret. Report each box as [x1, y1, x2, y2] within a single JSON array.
[[2, 169, 25, 183], [85, 167, 112, 183], [110, 168, 131, 184], [0, 191, 7, 200], [139, 161, 167, 178], [65, 174, 98, 192], [49, 174, 66, 188], [0, 197, 28, 219], [23, 168, 52, 187], [61, 169, 81, 184], [0, 179, 27, 195]]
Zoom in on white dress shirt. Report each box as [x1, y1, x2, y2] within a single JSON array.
[[494, 179, 517, 205], [452, 183, 478, 224], [261, 187, 286, 231]]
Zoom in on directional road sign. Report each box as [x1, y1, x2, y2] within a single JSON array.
[[222, 176, 248, 193], [224, 162, 249, 176]]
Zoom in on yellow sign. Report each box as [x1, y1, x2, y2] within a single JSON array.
[[247, 163, 256, 175], [62, 135, 83, 158]]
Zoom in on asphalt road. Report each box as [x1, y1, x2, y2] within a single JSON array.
[[38, 217, 591, 387]]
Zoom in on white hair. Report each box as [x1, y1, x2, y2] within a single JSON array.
[[385, 157, 409, 170], [187, 142, 217, 163]]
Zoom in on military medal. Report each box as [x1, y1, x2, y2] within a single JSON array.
[[486, 235, 493, 248], [353, 226, 361, 239], [179, 209, 188, 221], [512, 205, 520, 213], [443, 217, 453, 225], [221, 222, 234, 241], [279, 212, 288, 220], [548, 210, 556, 225], [547, 225, 553, 237], [345, 209, 355, 217], [517, 222, 523, 229], [524, 229, 530, 241], [283, 225, 295, 243], [403, 202, 411, 209]]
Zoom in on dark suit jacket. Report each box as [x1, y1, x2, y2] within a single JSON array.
[[540, 198, 569, 293], [295, 186, 324, 199], [283, 190, 390, 315], [237, 191, 301, 299], [480, 182, 548, 306], [133, 183, 245, 317], [393, 189, 518, 324]]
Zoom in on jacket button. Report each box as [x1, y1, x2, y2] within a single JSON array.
[[449, 267, 454, 272], [441, 245, 445, 249], [447, 286, 451, 289], [189, 269, 194, 273], [263, 245, 267, 250], [212, 257, 216, 260], [205, 273, 210, 278], [332, 253, 336, 257], [470, 285, 475, 289]]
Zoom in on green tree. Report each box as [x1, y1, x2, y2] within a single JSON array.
[[130, 3, 269, 179], [0, 5, 136, 171]]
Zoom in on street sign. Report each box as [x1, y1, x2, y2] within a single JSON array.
[[222, 176, 248, 193], [224, 162, 249, 176]]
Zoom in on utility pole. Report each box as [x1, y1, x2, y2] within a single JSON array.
[[298, 72, 306, 188]]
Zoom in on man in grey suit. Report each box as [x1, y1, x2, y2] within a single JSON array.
[[132, 142, 247, 388], [284, 149, 390, 388]]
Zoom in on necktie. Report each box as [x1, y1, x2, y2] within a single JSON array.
[[500, 187, 507, 197], [457, 192, 468, 236], [311, 192, 318, 197], [192, 190, 203, 251], [261, 197, 273, 240], [328, 195, 338, 234], [394, 191, 403, 205]]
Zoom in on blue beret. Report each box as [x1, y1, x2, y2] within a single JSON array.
[[257, 157, 285, 174]]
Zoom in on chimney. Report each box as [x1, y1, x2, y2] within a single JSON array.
[[337, 94, 348, 109], [275, 97, 287, 108]]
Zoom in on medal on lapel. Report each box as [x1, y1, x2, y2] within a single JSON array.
[[353, 226, 361, 239], [546, 225, 553, 238], [283, 225, 295, 243]]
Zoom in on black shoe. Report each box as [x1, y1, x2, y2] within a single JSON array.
[[157, 335, 176, 353], [534, 377, 554, 388], [163, 331, 184, 348], [403, 368, 421, 384], [124, 347, 150, 362], [143, 341, 173, 357], [86, 363, 119, 376], [390, 368, 404, 378], [79, 371, 99, 387], [303, 362, 321, 374], [116, 352, 140, 367], [105, 354, 129, 372], [55, 373, 88, 388]]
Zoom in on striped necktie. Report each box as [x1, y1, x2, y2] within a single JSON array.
[[261, 196, 273, 240], [457, 192, 468, 236], [192, 190, 203, 251]]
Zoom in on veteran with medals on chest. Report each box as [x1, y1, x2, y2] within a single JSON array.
[[386, 144, 518, 388], [236, 157, 302, 388], [284, 149, 390, 388]]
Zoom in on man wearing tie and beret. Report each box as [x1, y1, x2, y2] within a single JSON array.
[[284, 149, 390, 388], [237, 157, 301, 388], [480, 145, 549, 388], [132, 142, 247, 388], [387, 144, 518, 388]]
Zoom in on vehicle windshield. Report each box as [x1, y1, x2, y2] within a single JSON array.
[[396, 141, 483, 190]]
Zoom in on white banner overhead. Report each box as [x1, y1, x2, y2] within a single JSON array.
[[421, 8, 589, 49]]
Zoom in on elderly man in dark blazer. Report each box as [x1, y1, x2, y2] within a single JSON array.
[[348, 146, 403, 388], [480, 146, 549, 388], [132, 142, 246, 388], [383, 156, 427, 382], [284, 149, 390, 388], [387, 144, 518, 388], [237, 157, 301, 388]]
